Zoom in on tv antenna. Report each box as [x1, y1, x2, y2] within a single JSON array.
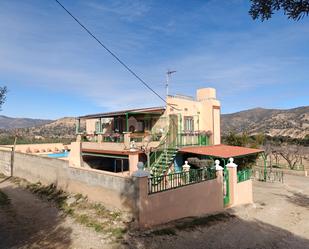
[[166, 70, 176, 97]]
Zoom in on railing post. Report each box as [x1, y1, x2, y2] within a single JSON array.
[[182, 161, 191, 184]]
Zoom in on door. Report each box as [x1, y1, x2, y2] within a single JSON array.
[[168, 114, 178, 146]]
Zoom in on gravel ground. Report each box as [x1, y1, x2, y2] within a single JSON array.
[[0, 174, 308, 249]]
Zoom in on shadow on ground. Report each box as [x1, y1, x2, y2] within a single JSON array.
[[121, 212, 309, 249], [0, 179, 72, 249], [275, 191, 309, 210]]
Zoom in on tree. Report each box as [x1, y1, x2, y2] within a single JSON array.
[[0, 86, 7, 110], [249, 0, 309, 21], [276, 144, 303, 169]]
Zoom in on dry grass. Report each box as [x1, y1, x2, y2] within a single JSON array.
[[5, 176, 129, 241]]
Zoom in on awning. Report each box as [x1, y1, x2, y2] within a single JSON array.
[[78, 106, 165, 119], [179, 144, 264, 159]]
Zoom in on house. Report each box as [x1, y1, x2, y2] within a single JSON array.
[[69, 87, 221, 175]]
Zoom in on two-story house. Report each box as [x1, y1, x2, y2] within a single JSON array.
[[69, 87, 221, 175]]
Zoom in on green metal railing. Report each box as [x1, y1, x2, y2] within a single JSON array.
[[148, 167, 216, 194], [237, 169, 252, 183]]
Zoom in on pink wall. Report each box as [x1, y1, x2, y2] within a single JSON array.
[[235, 180, 253, 205], [136, 175, 224, 228]]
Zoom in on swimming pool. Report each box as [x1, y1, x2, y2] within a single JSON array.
[[47, 151, 69, 158]]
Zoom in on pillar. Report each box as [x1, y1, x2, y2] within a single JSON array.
[[69, 141, 83, 168], [226, 157, 238, 206], [129, 153, 139, 175], [132, 162, 150, 228], [123, 132, 132, 149]]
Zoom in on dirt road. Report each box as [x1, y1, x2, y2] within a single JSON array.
[[0, 178, 113, 249]]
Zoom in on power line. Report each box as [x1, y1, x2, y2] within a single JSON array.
[[53, 0, 167, 104]]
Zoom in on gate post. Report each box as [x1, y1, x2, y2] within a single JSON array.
[[226, 158, 238, 207]]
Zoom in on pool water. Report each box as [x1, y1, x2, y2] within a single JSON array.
[[47, 151, 69, 158]]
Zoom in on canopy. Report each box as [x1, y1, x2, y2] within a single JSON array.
[[179, 144, 264, 159]]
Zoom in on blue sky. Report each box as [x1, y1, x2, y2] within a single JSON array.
[[1, 0, 308, 119]]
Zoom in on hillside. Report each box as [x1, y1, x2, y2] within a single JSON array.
[[13, 117, 80, 139], [0, 115, 52, 129], [0, 106, 308, 141], [221, 106, 309, 139]]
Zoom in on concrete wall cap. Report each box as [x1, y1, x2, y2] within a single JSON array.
[[226, 157, 238, 168], [215, 160, 223, 171], [132, 170, 150, 177], [132, 162, 150, 177]]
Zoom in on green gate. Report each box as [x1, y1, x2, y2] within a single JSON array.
[[223, 166, 230, 206]]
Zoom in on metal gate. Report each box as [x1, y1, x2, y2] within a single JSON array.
[[223, 166, 230, 206]]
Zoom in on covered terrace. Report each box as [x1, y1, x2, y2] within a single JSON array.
[[76, 106, 166, 143]]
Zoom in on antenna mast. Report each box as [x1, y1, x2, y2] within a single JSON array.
[[166, 70, 176, 98]]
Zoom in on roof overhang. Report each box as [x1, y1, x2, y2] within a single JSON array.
[[179, 144, 264, 159], [78, 106, 165, 119]]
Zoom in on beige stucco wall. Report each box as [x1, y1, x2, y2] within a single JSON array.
[[227, 166, 253, 207], [86, 118, 99, 134], [235, 180, 253, 205], [136, 174, 224, 228], [165, 88, 221, 145], [0, 150, 135, 211]]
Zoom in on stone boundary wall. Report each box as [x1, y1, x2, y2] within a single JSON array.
[[0, 150, 135, 211]]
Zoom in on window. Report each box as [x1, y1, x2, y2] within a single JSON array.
[[184, 116, 194, 131]]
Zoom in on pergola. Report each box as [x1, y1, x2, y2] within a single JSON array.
[[179, 144, 266, 178]]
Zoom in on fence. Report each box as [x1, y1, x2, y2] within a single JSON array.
[[237, 169, 252, 183], [148, 167, 216, 194], [252, 167, 284, 183], [257, 160, 305, 171]]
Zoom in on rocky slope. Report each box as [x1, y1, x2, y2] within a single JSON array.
[[0, 115, 52, 129], [221, 106, 309, 139]]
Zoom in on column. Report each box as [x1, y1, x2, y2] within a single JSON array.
[[226, 157, 238, 207]]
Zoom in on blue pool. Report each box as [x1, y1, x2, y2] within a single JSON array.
[[47, 151, 69, 158]]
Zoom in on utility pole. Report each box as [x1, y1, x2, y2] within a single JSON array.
[[166, 70, 176, 98]]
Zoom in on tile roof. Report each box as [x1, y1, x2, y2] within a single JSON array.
[[179, 144, 264, 159]]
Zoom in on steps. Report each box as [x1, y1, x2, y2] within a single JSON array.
[[150, 147, 178, 176]]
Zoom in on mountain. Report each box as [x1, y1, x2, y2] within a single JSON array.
[[0, 115, 53, 129], [13, 117, 81, 139], [221, 106, 309, 139]]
